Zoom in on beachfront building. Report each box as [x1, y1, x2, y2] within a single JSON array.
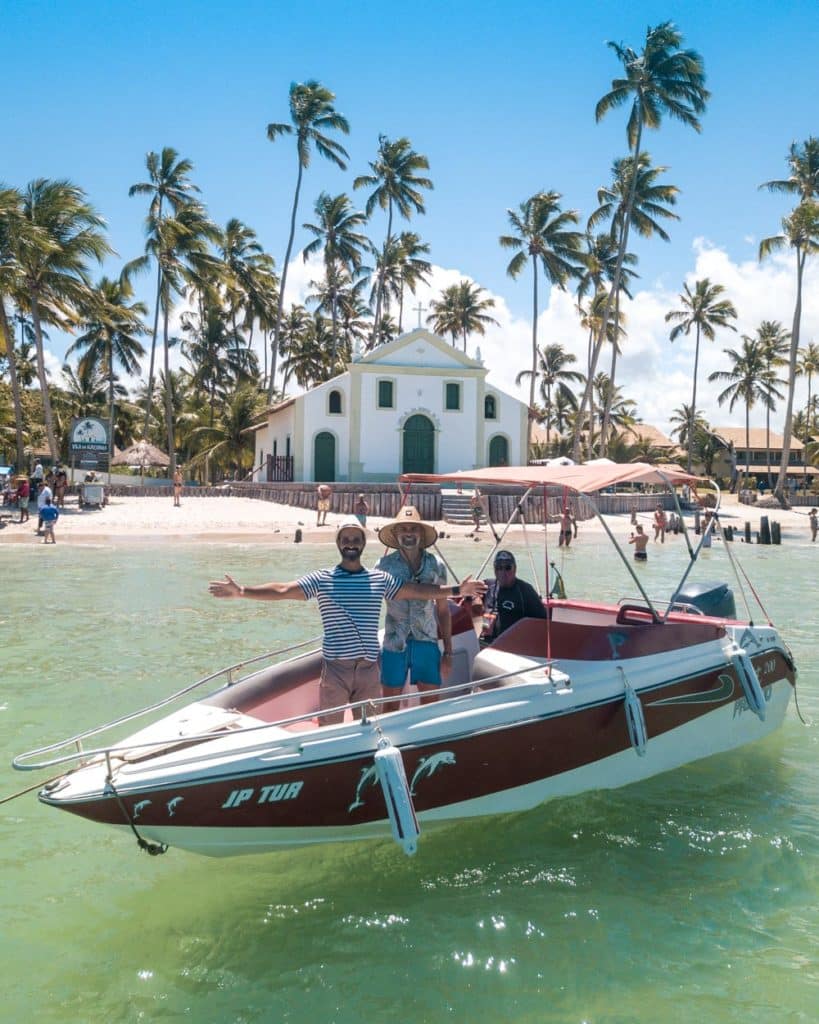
[[251, 328, 528, 482], [713, 427, 814, 489]]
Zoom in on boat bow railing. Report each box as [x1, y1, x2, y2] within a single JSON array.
[[13, 662, 561, 775], [12, 635, 321, 773]]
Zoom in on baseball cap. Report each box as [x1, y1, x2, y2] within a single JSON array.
[[493, 550, 516, 567], [335, 518, 366, 540]]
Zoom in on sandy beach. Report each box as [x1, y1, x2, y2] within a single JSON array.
[[0, 490, 814, 547]]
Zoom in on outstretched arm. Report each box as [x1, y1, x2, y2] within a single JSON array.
[[395, 574, 486, 602], [208, 573, 307, 601]]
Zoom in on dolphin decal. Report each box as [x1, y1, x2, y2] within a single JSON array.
[[348, 764, 379, 812], [410, 751, 456, 795], [132, 799, 152, 819], [166, 796, 184, 817]]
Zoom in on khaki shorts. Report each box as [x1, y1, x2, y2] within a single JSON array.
[[319, 657, 380, 724], [317, 499, 330, 512]]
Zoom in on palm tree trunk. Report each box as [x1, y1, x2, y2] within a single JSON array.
[[369, 202, 393, 350], [573, 121, 644, 460], [269, 159, 304, 401], [108, 362, 115, 485], [689, 326, 701, 474], [528, 253, 539, 459], [600, 290, 622, 457], [28, 289, 59, 462], [774, 246, 805, 505], [0, 299, 26, 471], [143, 259, 163, 438], [163, 303, 176, 475]]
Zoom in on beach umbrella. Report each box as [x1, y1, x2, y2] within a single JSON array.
[[111, 440, 170, 485]]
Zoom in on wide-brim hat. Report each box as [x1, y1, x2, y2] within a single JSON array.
[[378, 505, 438, 549]]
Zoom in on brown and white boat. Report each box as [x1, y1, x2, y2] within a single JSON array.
[[14, 463, 797, 858]]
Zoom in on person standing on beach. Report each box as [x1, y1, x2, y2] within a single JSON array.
[[630, 525, 649, 561], [316, 483, 331, 526], [16, 477, 30, 522], [53, 466, 67, 508], [470, 488, 483, 532], [40, 496, 59, 543], [810, 508, 818, 542], [354, 493, 369, 529], [376, 506, 452, 711], [173, 467, 183, 507], [209, 519, 485, 725], [36, 480, 53, 534]]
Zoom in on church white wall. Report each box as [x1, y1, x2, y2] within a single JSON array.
[[302, 380, 351, 480], [485, 390, 523, 465], [253, 406, 295, 479], [357, 371, 481, 475]]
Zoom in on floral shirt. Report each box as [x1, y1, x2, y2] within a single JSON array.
[[376, 549, 447, 652]]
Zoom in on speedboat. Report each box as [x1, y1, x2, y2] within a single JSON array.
[[13, 463, 797, 858]]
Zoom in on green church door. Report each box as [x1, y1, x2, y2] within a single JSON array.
[[314, 431, 335, 482], [402, 415, 435, 474], [489, 435, 509, 466]]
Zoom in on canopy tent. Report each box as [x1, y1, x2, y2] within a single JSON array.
[[401, 461, 701, 495]]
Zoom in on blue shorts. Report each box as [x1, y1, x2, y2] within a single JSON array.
[[381, 637, 442, 689]]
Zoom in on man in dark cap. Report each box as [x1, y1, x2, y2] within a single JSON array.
[[481, 550, 547, 642]]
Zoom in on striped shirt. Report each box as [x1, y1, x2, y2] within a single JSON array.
[[298, 566, 403, 661]]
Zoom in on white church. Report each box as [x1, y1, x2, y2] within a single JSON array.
[[251, 328, 528, 482]]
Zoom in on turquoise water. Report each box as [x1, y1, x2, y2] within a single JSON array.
[[2, 534, 818, 1023]]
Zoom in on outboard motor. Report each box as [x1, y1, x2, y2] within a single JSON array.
[[672, 581, 736, 619]]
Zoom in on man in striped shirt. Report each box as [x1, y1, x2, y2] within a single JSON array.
[[209, 519, 485, 724]]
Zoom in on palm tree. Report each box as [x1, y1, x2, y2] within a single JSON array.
[[217, 218, 277, 357], [515, 343, 582, 452], [16, 179, 112, 462], [587, 153, 679, 455], [583, 22, 709, 458], [67, 273, 148, 475], [302, 192, 369, 362], [759, 202, 819, 501], [708, 338, 783, 489], [393, 232, 431, 330], [760, 138, 819, 504], [0, 186, 27, 470], [354, 135, 433, 347], [129, 148, 201, 438], [427, 280, 499, 352], [796, 340, 819, 440], [499, 191, 583, 452], [754, 320, 790, 486], [188, 384, 265, 482], [665, 278, 737, 471], [669, 403, 708, 456], [266, 81, 350, 401]]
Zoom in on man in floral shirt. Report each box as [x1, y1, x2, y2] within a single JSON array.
[[377, 506, 452, 711]]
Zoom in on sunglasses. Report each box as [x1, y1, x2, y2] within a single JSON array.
[[494, 561, 515, 570]]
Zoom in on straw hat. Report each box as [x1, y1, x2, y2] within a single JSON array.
[[378, 505, 438, 549]]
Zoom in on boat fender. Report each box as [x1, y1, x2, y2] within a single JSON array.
[[374, 741, 420, 857], [731, 645, 766, 721], [622, 679, 647, 756]]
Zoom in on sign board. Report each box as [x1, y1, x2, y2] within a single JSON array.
[[70, 417, 109, 454]]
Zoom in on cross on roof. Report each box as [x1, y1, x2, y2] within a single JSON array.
[[413, 302, 427, 328]]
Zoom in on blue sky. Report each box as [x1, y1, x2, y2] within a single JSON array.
[[4, 0, 818, 434]]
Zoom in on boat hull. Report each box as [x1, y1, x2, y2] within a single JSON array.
[[40, 639, 794, 857]]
